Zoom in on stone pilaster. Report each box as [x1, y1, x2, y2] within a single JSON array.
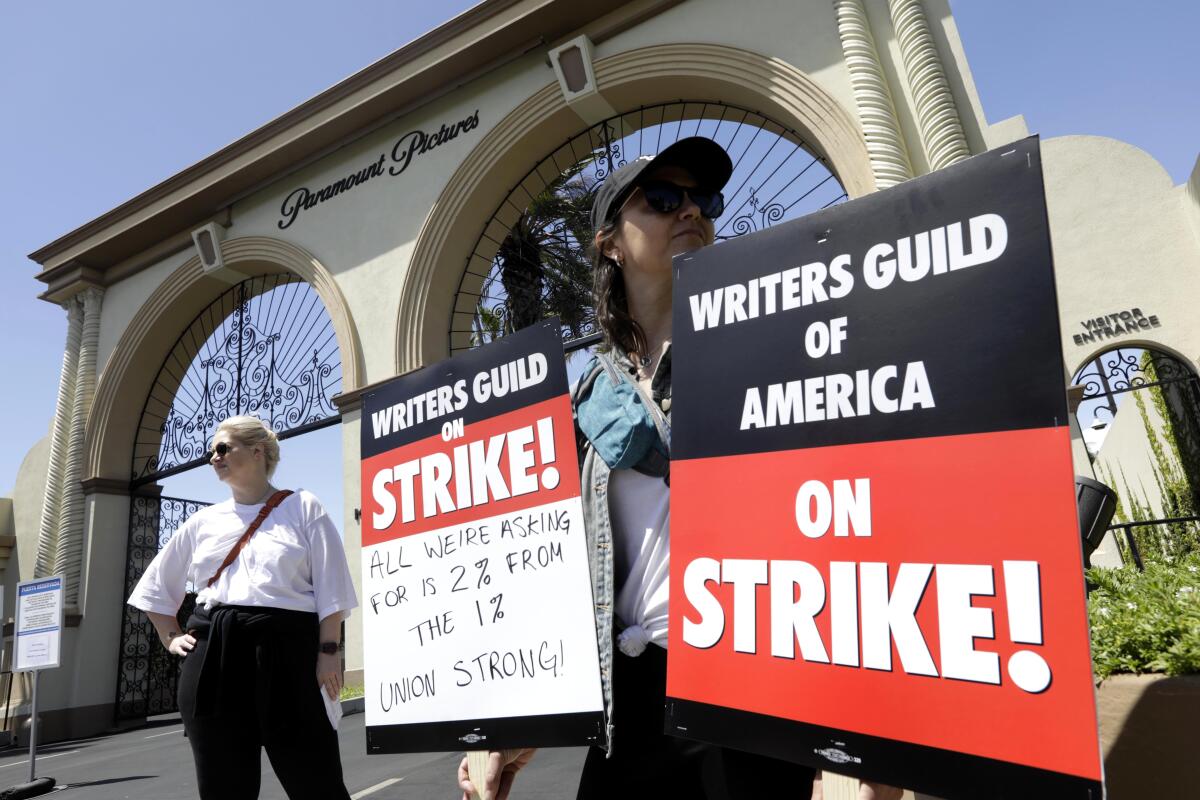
[[34, 296, 84, 578], [888, 0, 970, 169], [58, 287, 104, 608], [835, 0, 914, 189]]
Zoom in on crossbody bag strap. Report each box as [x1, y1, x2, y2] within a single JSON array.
[[205, 489, 294, 588]]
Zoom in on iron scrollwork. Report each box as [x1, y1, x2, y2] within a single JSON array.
[[1078, 348, 1194, 401], [133, 276, 341, 482], [729, 185, 785, 236], [593, 120, 626, 182], [115, 496, 208, 720]]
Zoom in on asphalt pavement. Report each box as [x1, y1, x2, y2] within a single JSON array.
[[0, 711, 588, 799]]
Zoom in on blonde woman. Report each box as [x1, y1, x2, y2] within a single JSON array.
[[128, 415, 357, 800]]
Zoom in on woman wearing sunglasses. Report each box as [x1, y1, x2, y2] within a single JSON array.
[[128, 415, 357, 800], [460, 138, 904, 799]]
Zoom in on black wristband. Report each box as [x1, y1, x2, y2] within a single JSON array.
[[319, 641, 340, 655]]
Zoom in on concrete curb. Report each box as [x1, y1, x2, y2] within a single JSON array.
[[340, 697, 364, 716]]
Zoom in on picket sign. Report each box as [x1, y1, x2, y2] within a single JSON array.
[[359, 321, 605, 759], [666, 137, 1103, 798]]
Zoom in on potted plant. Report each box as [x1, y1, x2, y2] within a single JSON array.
[[1087, 553, 1200, 797]]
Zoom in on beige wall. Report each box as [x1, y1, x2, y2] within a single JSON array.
[[1045, 135, 1200, 377], [11, 434, 49, 588], [5, 487, 139, 734], [1044, 135, 1200, 568], [95, 248, 195, 376], [1, 436, 46, 723], [1186, 155, 1200, 247]]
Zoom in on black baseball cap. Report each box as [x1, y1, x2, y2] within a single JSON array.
[[590, 136, 733, 230]]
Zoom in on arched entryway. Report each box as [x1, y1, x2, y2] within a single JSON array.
[[115, 273, 344, 719], [94, 238, 361, 721], [1072, 346, 1200, 567], [395, 41, 872, 373], [449, 100, 848, 360]]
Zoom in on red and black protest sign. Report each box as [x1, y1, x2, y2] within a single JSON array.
[[666, 137, 1102, 797], [360, 321, 604, 754]]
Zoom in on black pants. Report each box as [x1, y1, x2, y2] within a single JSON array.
[[577, 644, 815, 799], [178, 605, 350, 800]]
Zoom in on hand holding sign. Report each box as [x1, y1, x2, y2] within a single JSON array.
[[458, 748, 535, 800]]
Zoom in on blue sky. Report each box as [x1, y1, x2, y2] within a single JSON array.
[[1, 1, 1197, 510]]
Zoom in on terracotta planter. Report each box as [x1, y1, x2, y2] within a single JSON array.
[[1096, 673, 1200, 799]]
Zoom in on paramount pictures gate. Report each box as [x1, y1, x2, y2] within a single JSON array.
[[114, 275, 342, 720], [111, 101, 852, 723]]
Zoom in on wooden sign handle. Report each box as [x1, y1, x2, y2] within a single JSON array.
[[466, 749, 522, 800]]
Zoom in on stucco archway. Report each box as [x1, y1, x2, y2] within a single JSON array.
[[84, 236, 364, 484], [395, 41, 873, 373]]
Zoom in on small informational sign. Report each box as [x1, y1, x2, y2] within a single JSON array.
[[360, 320, 604, 753], [667, 137, 1103, 797], [14, 577, 63, 672]]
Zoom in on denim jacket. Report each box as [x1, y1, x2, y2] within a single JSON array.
[[574, 344, 672, 754]]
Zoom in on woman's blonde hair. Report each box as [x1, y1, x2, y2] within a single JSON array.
[[215, 415, 281, 478]]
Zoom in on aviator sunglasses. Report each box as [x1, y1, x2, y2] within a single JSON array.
[[632, 180, 725, 220]]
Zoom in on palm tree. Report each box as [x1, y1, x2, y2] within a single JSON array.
[[470, 304, 505, 348], [479, 160, 597, 343]]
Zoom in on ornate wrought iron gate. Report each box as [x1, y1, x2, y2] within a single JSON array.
[[1073, 347, 1200, 566], [130, 274, 342, 487], [115, 495, 208, 719], [115, 275, 342, 721]]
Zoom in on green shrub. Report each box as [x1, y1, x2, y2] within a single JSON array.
[[1086, 554, 1200, 678]]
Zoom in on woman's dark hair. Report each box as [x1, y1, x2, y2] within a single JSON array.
[[591, 215, 648, 359]]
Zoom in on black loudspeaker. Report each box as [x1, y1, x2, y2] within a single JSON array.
[[1075, 475, 1118, 568]]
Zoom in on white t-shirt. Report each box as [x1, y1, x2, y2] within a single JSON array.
[[610, 468, 670, 651], [127, 490, 358, 622]]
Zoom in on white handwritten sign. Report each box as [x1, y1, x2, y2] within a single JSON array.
[[360, 321, 604, 753]]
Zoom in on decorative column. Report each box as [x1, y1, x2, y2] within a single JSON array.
[[59, 286, 104, 608], [34, 296, 84, 578], [887, 0, 970, 170], [835, 0, 914, 189]]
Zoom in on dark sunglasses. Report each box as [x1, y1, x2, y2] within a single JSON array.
[[206, 442, 234, 460], [638, 180, 725, 220]]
